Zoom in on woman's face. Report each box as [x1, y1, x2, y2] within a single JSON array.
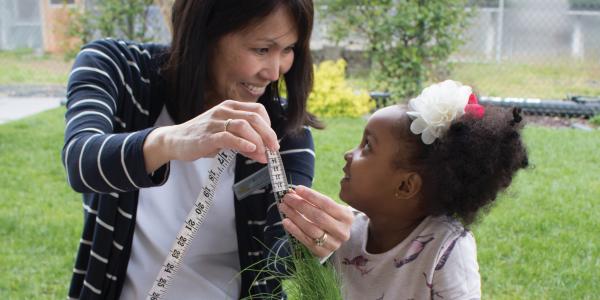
[[207, 6, 298, 104]]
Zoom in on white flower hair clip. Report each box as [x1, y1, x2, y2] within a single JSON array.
[[406, 80, 485, 145]]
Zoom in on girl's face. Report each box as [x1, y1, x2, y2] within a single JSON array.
[[207, 6, 298, 104], [340, 105, 418, 216]]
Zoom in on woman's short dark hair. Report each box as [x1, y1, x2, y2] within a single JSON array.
[[395, 106, 529, 226], [163, 0, 321, 134]]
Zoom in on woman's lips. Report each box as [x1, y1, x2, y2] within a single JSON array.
[[241, 82, 267, 97]]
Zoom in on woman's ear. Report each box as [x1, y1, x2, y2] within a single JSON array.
[[395, 172, 422, 200]]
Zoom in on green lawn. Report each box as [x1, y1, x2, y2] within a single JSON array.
[[0, 49, 71, 85], [1, 108, 599, 298], [450, 60, 600, 100]]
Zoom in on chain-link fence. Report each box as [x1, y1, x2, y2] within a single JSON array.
[[455, 0, 600, 100], [0, 0, 43, 50], [461, 0, 600, 63]]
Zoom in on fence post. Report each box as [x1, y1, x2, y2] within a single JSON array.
[[495, 0, 505, 62], [571, 16, 584, 60]]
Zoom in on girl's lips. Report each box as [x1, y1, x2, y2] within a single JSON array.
[[342, 166, 350, 180]]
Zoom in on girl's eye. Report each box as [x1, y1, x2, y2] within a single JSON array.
[[362, 139, 371, 152]]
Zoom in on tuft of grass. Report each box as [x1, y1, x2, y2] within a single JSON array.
[[242, 239, 342, 300], [284, 243, 342, 300], [0, 50, 71, 85]]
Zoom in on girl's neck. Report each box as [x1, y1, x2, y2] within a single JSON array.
[[366, 215, 425, 254]]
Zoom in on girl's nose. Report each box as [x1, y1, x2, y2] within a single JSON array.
[[343, 149, 353, 162]]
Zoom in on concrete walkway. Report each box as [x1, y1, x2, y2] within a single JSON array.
[[0, 97, 63, 124], [0, 84, 66, 125]]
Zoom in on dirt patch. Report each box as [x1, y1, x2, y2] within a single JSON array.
[[524, 114, 597, 130]]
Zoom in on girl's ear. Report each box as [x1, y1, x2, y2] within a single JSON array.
[[395, 172, 422, 200]]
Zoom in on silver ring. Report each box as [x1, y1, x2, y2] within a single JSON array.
[[224, 118, 232, 132], [314, 231, 328, 247]]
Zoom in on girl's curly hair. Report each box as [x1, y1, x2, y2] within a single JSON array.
[[395, 106, 529, 226]]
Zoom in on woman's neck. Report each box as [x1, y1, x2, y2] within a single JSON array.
[[366, 214, 425, 254]]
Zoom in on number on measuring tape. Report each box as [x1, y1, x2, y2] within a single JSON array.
[[266, 149, 290, 203]]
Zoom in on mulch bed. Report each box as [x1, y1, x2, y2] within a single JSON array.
[[523, 115, 597, 130]]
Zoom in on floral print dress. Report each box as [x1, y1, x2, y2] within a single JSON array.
[[331, 213, 481, 300]]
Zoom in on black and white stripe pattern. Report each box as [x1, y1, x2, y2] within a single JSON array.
[[63, 39, 315, 299]]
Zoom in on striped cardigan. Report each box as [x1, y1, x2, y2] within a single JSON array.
[[62, 39, 315, 299]]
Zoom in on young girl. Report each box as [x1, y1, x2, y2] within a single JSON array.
[[279, 80, 529, 299]]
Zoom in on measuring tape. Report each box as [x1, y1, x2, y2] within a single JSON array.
[[147, 149, 290, 300], [265, 148, 290, 206]]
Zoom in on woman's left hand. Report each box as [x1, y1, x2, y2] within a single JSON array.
[[278, 185, 354, 258]]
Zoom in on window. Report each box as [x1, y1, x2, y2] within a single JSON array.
[[17, 0, 41, 22], [50, 0, 76, 5]]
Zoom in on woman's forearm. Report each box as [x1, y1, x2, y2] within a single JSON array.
[[143, 126, 172, 174]]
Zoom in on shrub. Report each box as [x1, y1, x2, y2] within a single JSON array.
[[64, 0, 155, 57], [307, 59, 374, 117], [318, 0, 472, 100], [590, 114, 600, 126]]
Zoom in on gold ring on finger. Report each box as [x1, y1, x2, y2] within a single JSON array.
[[224, 118, 233, 132], [314, 231, 328, 247]]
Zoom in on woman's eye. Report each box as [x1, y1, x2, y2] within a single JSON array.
[[283, 46, 295, 54], [254, 48, 269, 55]]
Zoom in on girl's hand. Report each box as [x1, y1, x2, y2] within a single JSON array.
[[279, 185, 354, 258], [144, 100, 279, 172]]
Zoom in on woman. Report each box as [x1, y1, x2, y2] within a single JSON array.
[[62, 0, 353, 299]]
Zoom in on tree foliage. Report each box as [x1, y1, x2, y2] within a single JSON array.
[[318, 0, 473, 100], [65, 0, 155, 56]]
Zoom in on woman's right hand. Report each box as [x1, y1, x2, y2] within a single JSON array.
[[143, 100, 279, 173]]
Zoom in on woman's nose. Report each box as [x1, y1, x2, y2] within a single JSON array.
[[260, 57, 281, 82]]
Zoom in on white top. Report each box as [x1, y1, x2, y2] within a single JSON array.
[[332, 213, 481, 300], [121, 108, 241, 300]]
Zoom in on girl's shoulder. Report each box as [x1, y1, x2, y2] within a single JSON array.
[[423, 215, 471, 238], [420, 216, 478, 268]]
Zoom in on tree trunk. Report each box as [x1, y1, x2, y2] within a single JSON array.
[[154, 0, 174, 33]]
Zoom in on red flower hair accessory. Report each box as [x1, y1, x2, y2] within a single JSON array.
[[465, 93, 485, 119]]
